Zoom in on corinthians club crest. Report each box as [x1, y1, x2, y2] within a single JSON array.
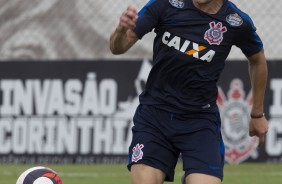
[[132, 144, 144, 162], [204, 21, 227, 45], [217, 79, 259, 164]]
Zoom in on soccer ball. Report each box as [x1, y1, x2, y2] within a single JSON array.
[[16, 166, 63, 184]]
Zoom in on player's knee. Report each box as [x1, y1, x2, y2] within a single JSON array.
[[183, 173, 221, 184], [130, 164, 166, 184]]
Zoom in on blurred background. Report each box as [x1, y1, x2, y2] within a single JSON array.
[[0, 0, 282, 184], [0, 0, 281, 60]]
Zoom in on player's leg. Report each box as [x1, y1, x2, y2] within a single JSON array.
[[173, 112, 224, 184], [127, 104, 180, 183], [184, 173, 221, 184], [131, 164, 166, 184], [180, 128, 224, 184]]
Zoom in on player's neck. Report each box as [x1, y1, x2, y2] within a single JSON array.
[[192, 0, 224, 14]]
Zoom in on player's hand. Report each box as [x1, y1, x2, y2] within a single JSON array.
[[117, 6, 138, 32], [249, 116, 268, 144]]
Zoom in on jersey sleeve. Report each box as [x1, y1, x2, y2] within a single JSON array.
[[235, 16, 263, 57], [133, 0, 166, 39]]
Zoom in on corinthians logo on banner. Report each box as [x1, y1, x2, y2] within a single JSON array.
[[217, 79, 259, 164]]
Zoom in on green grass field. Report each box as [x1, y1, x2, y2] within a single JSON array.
[[1, 163, 282, 184]]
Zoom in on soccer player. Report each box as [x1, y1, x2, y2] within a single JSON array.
[[109, 0, 269, 184]]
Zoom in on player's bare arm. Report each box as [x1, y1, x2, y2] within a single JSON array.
[[247, 49, 269, 144], [110, 6, 138, 55]]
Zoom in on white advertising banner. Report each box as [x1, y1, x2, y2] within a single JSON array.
[[0, 60, 281, 164]]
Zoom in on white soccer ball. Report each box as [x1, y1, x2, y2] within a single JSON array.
[[16, 166, 63, 184]]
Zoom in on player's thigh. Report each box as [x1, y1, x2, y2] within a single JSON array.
[[185, 173, 221, 184], [131, 164, 166, 184], [180, 128, 224, 180], [128, 104, 179, 181], [175, 112, 224, 181]]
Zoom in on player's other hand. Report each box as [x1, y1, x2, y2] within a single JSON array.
[[249, 117, 269, 144], [118, 6, 138, 32]]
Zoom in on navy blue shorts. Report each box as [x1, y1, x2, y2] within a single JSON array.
[[127, 104, 225, 181]]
